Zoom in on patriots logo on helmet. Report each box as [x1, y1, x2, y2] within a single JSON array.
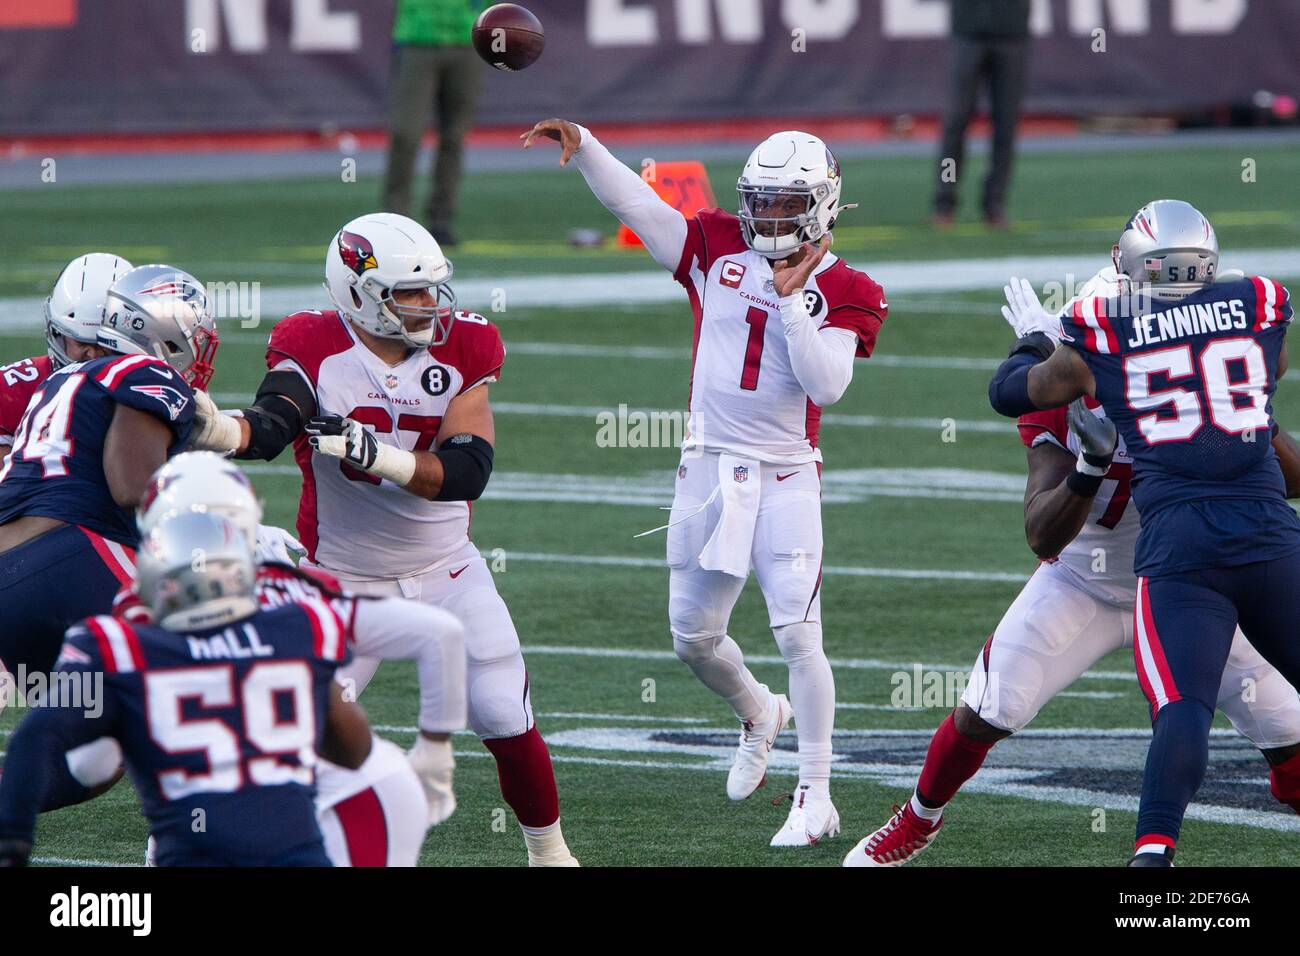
[[137, 278, 204, 302], [338, 230, 378, 276], [130, 384, 190, 422]]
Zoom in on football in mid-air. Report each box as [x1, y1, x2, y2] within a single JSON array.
[[472, 3, 545, 72]]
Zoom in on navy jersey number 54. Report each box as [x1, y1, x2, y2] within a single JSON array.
[[0, 354, 195, 546]]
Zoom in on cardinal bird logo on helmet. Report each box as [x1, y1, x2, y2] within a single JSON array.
[[338, 230, 378, 276]]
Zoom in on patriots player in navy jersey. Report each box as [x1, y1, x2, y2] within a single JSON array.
[[0, 509, 370, 867], [0, 265, 219, 683], [988, 200, 1300, 865]]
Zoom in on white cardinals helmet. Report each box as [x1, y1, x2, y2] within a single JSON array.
[[737, 131, 855, 258], [325, 212, 456, 347], [44, 253, 135, 369]]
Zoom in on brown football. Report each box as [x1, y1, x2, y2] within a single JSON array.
[[472, 4, 545, 72]]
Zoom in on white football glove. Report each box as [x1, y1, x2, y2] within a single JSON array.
[[190, 390, 243, 454], [1001, 276, 1063, 343], [305, 415, 416, 486], [408, 735, 457, 828], [254, 524, 307, 566]]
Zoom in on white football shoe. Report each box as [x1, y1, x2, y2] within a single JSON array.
[[726, 691, 793, 800], [770, 784, 841, 847]]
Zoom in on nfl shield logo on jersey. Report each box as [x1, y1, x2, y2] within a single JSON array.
[[733, 465, 748, 483], [384, 373, 399, 390]]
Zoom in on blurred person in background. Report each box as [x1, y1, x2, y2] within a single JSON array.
[[932, 0, 1032, 230], [381, 0, 486, 247]]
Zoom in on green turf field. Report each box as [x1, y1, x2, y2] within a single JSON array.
[[2, 139, 1300, 866]]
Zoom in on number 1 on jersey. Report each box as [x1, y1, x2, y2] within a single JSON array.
[[740, 306, 767, 391]]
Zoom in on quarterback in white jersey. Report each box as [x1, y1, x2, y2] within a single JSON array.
[[189, 213, 578, 867], [844, 269, 1300, 866], [524, 118, 887, 846]]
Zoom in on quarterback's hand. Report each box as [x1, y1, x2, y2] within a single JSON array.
[[521, 118, 582, 166], [0, 838, 32, 867], [305, 416, 379, 470], [190, 390, 243, 455], [772, 237, 831, 299], [255, 524, 307, 566], [408, 736, 457, 828], [1002, 276, 1063, 342], [1068, 398, 1118, 472]]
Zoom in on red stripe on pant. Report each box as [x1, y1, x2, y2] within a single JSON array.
[[77, 526, 135, 587], [333, 787, 389, 867], [1135, 577, 1181, 715]]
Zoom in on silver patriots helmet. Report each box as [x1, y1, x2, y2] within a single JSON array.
[[99, 264, 220, 389], [136, 509, 257, 632], [1112, 200, 1219, 300]]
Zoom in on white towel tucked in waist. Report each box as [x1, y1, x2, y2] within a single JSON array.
[[698, 454, 761, 578]]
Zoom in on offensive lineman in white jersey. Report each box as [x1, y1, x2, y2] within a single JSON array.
[[844, 259, 1300, 866], [523, 118, 888, 846], [188, 213, 578, 867]]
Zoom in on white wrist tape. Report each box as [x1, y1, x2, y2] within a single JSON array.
[[1075, 451, 1109, 478], [194, 412, 243, 454], [370, 442, 417, 487]]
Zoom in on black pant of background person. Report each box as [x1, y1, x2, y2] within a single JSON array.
[[933, 35, 1030, 225], [381, 45, 484, 245]]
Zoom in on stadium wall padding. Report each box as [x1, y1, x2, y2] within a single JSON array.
[[0, 0, 1292, 135]]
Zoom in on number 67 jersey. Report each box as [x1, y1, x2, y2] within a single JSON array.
[[267, 309, 505, 579], [1059, 275, 1300, 577]]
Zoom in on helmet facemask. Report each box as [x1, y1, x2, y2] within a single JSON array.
[[43, 303, 75, 370], [184, 324, 220, 391], [738, 184, 819, 258], [332, 273, 457, 349], [382, 278, 458, 348]]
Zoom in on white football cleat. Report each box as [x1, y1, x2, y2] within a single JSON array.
[[770, 785, 840, 847], [726, 692, 793, 800]]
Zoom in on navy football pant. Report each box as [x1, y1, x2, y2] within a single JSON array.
[[1133, 551, 1300, 848], [0, 525, 134, 678]]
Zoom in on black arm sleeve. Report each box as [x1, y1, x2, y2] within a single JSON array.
[[234, 370, 318, 461], [433, 434, 494, 501], [989, 336, 1055, 418]]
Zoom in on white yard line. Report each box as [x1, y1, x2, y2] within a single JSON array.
[[488, 549, 1033, 584], [218, 395, 1009, 434], [488, 401, 1012, 434], [243, 463, 1028, 506], [512, 643, 1133, 683], [31, 856, 126, 867], [3, 248, 1296, 325]]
